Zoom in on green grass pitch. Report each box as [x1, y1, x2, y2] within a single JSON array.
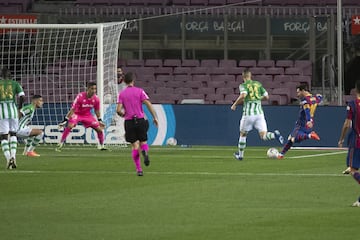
[[0, 145, 358, 240]]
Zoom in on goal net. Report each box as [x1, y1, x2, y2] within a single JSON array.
[[0, 22, 127, 146]]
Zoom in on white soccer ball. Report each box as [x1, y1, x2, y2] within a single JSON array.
[[166, 137, 177, 146], [267, 148, 279, 159]]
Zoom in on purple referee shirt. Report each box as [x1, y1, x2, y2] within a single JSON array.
[[117, 86, 149, 120]]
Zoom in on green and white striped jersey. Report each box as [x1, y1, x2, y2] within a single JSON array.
[[18, 104, 35, 130], [0, 79, 25, 119], [239, 79, 268, 116]]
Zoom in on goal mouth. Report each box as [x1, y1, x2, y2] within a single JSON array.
[[0, 22, 128, 146]]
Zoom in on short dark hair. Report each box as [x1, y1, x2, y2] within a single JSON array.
[[356, 80, 360, 94], [32, 95, 42, 100], [124, 72, 135, 84], [242, 68, 251, 75], [296, 84, 308, 91], [1, 67, 11, 79], [87, 82, 97, 88]]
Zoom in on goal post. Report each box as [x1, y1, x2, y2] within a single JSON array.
[[0, 21, 128, 146]]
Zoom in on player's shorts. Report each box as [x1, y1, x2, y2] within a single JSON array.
[[290, 125, 312, 143], [68, 114, 99, 129], [347, 148, 360, 169], [0, 118, 19, 134], [239, 114, 268, 133], [17, 126, 32, 138], [124, 117, 149, 143]]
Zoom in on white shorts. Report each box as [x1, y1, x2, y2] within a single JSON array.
[[0, 118, 19, 134], [239, 114, 268, 133], [17, 127, 32, 138]]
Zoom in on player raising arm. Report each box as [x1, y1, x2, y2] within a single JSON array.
[[56, 82, 106, 152], [17, 95, 44, 157]]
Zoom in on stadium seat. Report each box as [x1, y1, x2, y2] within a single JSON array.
[[257, 60, 275, 68], [276, 60, 294, 68], [171, 0, 190, 5], [156, 75, 173, 83], [190, 0, 209, 5], [173, 67, 192, 75], [145, 59, 163, 67], [238, 60, 256, 68], [219, 59, 237, 68], [273, 75, 293, 84], [216, 87, 235, 95], [294, 60, 312, 76], [174, 75, 189, 82], [191, 67, 209, 75], [208, 0, 226, 5], [201, 59, 218, 68], [182, 59, 200, 67], [154, 67, 173, 75], [126, 59, 144, 67], [249, 67, 266, 75], [269, 94, 288, 105], [292, 75, 312, 89], [265, 67, 285, 75], [196, 87, 216, 95], [205, 93, 224, 104], [156, 86, 174, 94], [174, 87, 194, 95], [163, 59, 181, 67], [285, 67, 302, 75]]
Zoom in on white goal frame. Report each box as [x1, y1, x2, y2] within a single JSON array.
[[0, 22, 127, 145]]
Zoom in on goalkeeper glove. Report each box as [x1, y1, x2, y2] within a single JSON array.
[[98, 118, 105, 126], [58, 117, 69, 130]]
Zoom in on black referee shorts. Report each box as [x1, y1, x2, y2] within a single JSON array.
[[124, 118, 149, 143]]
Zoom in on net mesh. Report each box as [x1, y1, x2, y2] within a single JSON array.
[[0, 22, 127, 145]]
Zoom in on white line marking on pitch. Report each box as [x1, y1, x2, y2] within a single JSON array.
[[0, 170, 348, 177], [288, 151, 347, 159]]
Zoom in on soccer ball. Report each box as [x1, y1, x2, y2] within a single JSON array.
[[267, 148, 279, 158], [166, 137, 177, 146]]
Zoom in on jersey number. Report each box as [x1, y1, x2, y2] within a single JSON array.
[[0, 85, 13, 99], [247, 84, 260, 100]]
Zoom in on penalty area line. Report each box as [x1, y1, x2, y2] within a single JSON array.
[[288, 151, 347, 159]]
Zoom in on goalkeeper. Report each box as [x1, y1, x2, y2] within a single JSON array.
[[55, 82, 106, 151], [17, 95, 44, 157]]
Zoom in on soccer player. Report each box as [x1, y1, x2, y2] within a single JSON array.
[[116, 72, 158, 176], [338, 80, 360, 206], [55, 82, 106, 151], [0, 67, 25, 169], [17, 95, 44, 157], [117, 67, 126, 92], [231, 69, 284, 160], [277, 84, 322, 159]]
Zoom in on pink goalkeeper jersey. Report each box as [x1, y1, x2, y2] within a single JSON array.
[[117, 86, 149, 120], [71, 92, 100, 116]]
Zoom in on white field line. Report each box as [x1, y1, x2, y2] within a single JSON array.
[[0, 170, 348, 178], [288, 151, 347, 159]]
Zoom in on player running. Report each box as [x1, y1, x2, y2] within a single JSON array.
[[277, 84, 322, 159], [56, 82, 106, 151], [231, 68, 284, 161]]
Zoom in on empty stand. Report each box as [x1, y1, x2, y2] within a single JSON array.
[[201, 59, 218, 68], [276, 60, 294, 68], [257, 60, 275, 68], [238, 60, 256, 68], [40, 58, 313, 105], [182, 59, 200, 67], [163, 59, 181, 67]]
